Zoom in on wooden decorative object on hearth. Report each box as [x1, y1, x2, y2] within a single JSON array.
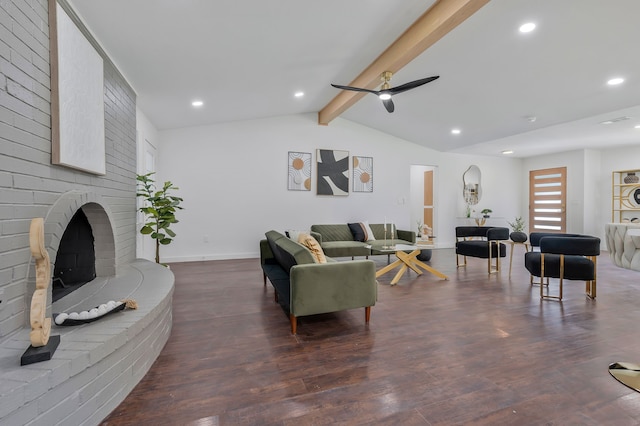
[[21, 218, 60, 365]]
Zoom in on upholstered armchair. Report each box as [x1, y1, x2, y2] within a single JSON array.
[[524, 235, 600, 300], [529, 232, 584, 249], [455, 226, 509, 274]]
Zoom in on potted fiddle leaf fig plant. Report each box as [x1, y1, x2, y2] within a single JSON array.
[[136, 173, 183, 264], [507, 216, 527, 243]]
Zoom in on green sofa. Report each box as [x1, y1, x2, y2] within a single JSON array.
[[310, 223, 416, 258], [260, 230, 377, 334]]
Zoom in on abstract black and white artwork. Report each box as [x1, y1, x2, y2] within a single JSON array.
[[317, 149, 349, 196]]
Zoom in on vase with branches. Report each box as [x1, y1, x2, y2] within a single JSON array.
[[136, 173, 183, 264]]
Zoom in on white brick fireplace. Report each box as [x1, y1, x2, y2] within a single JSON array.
[[0, 1, 174, 424]]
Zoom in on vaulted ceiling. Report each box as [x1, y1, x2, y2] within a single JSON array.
[[67, 0, 640, 158]]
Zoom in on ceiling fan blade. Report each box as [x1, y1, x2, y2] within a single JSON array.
[[331, 83, 379, 95], [382, 98, 395, 113], [388, 76, 439, 95]]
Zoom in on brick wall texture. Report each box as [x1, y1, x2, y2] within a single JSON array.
[[0, 0, 137, 338]]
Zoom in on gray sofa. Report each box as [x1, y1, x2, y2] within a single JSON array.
[[260, 230, 377, 334], [310, 223, 417, 258]]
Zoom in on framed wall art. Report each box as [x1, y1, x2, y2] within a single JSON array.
[[352, 156, 373, 192], [317, 149, 349, 196], [49, 0, 106, 175], [287, 152, 311, 191]]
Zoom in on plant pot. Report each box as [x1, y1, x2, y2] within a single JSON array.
[[510, 231, 528, 243], [417, 249, 432, 262]]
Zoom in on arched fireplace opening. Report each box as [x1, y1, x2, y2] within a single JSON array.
[[52, 208, 97, 302]]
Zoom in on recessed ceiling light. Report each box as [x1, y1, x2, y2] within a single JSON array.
[[191, 100, 204, 107], [607, 77, 624, 86], [451, 129, 461, 135], [502, 150, 514, 155], [294, 92, 304, 98], [635, 125, 640, 129], [600, 116, 630, 125], [519, 22, 536, 33]]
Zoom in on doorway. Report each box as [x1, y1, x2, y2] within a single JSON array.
[[410, 165, 437, 239], [136, 133, 157, 260], [529, 166, 567, 232]]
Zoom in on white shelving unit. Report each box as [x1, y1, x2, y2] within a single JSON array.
[[612, 169, 640, 223]]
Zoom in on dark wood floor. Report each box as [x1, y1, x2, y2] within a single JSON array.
[[101, 248, 640, 425]]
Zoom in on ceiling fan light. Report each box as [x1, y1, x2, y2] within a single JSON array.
[[519, 22, 536, 33], [379, 93, 392, 100]]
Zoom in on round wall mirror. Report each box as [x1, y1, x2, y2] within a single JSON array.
[[463, 165, 482, 205]]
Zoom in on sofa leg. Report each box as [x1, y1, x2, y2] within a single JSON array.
[[290, 314, 297, 334], [365, 306, 371, 323], [263, 272, 267, 286]]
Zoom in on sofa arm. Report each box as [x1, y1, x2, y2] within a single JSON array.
[[260, 239, 274, 265], [397, 229, 416, 243], [289, 260, 377, 317]]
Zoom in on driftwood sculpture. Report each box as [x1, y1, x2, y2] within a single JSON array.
[[29, 217, 51, 347], [21, 218, 59, 365]]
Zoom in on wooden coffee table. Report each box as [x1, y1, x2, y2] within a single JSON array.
[[374, 244, 448, 285]]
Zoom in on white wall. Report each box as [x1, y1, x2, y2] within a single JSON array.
[[522, 146, 640, 247], [150, 112, 639, 260], [583, 149, 602, 238], [437, 153, 523, 237], [154, 113, 523, 261]]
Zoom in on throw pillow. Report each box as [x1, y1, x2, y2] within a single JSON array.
[[297, 233, 327, 264], [348, 222, 367, 242], [362, 221, 376, 241], [286, 229, 307, 241]]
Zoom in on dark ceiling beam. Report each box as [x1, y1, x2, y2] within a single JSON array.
[[318, 0, 490, 125]]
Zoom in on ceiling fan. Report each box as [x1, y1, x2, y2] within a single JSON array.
[[331, 71, 439, 113]]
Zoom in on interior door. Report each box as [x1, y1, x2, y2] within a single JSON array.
[[423, 170, 434, 237], [529, 167, 567, 233], [137, 137, 157, 260]]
